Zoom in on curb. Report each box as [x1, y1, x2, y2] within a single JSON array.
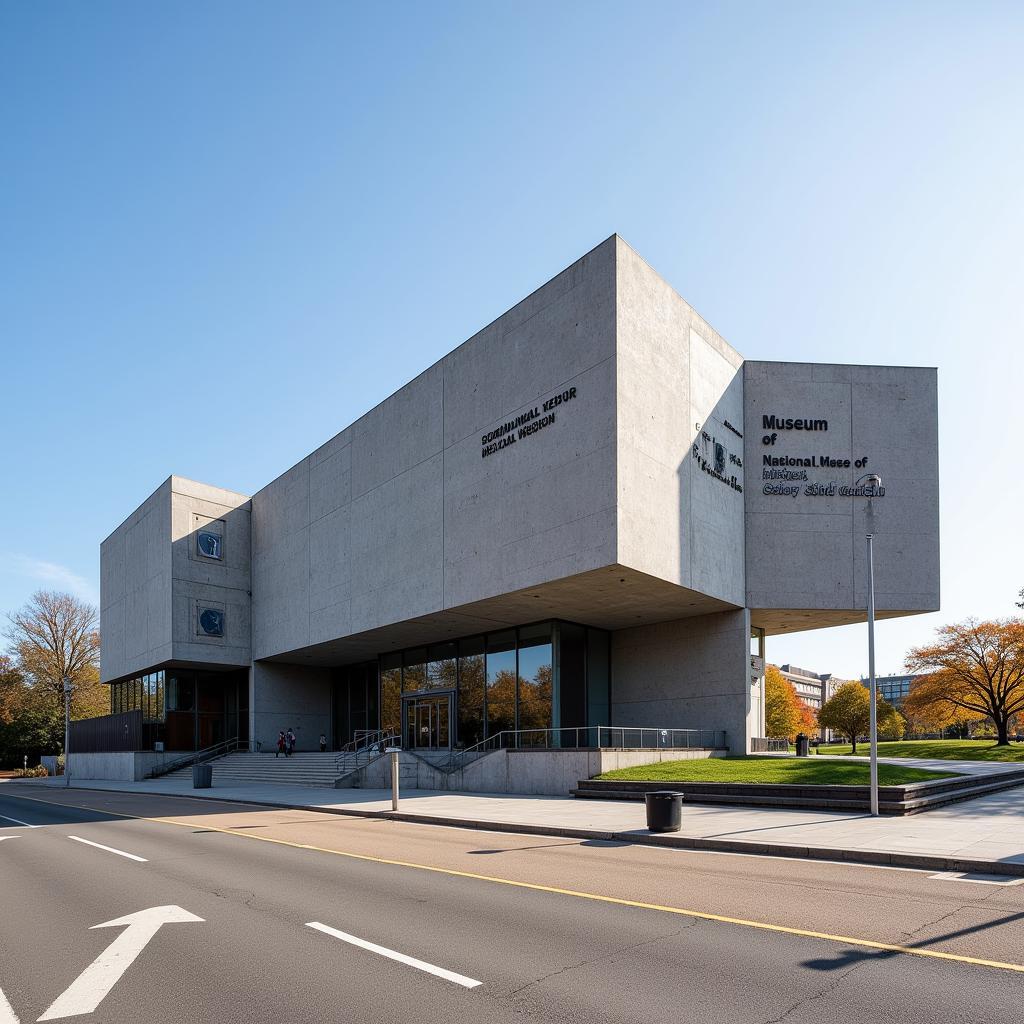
[[15, 781, 1024, 879]]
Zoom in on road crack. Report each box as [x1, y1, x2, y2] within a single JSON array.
[[503, 921, 697, 999], [759, 960, 867, 1024], [898, 899, 970, 944]]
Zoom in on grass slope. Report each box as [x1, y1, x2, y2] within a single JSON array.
[[822, 739, 1024, 762], [596, 756, 958, 786]]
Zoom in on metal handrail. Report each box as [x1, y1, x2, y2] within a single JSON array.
[[146, 736, 244, 779], [335, 730, 401, 771], [442, 725, 728, 774]]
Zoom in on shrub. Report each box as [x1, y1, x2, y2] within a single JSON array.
[[17, 764, 48, 778]]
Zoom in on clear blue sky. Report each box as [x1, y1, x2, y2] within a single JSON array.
[[1, 1, 1021, 678]]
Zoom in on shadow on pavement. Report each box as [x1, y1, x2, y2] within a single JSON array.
[[801, 909, 1024, 971]]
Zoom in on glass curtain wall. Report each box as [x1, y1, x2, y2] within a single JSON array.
[[110, 671, 165, 722], [457, 637, 485, 746], [333, 662, 380, 749], [485, 631, 517, 738], [380, 654, 402, 738], [517, 624, 553, 745], [345, 620, 609, 750], [108, 669, 244, 751]]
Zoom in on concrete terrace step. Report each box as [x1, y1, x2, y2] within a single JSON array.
[[573, 767, 1024, 815], [163, 751, 348, 788]]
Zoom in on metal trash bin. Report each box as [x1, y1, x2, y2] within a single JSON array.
[[644, 790, 682, 833], [192, 763, 213, 788], [795, 733, 810, 757]]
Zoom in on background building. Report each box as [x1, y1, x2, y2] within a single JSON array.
[[860, 673, 918, 712], [779, 665, 851, 740]]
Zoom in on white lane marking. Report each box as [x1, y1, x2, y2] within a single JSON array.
[[0, 814, 39, 829], [67, 836, 147, 862], [0, 986, 19, 1024], [929, 870, 1024, 886], [0, 836, 21, 842], [37, 906, 203, 1020], [306, 921, 482, 989]]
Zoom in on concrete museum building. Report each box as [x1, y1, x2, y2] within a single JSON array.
[[99, 236, 940, 777]]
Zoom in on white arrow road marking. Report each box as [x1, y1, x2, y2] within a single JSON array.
[[0, 986, 19, 1024], [306, 922, 482, 989], [67, 836, 147, 862], [0, 814, 39, 828], [37, 906, 203, 1021]]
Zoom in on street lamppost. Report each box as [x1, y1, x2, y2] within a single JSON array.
[[63, 677, 74, 789], [858, 473, 883, 817]]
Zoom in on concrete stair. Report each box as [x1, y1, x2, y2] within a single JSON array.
[[572, 768, 1024, 816], [163, 751, 344, 788]]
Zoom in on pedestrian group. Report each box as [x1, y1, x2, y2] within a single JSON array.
[[276, 728, 297, 757]]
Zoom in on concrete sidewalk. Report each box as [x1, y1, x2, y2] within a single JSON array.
[[806, 753, 1024, 776], [8, 770, 1024, 877]]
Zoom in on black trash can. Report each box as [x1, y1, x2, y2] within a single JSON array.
[[645, 790, 683, 833], [795, 733, 810, 757], [192, 763, 213, 788]]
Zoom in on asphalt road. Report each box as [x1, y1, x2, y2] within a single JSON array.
[[1, 785, 1022, 1023]]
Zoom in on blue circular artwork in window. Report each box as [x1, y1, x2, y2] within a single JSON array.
[[197, 531, 222, 559], [199, 608, 224, 637]]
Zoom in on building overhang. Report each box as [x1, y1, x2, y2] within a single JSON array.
[[752, 606, 935, 636], [260, 564, 738, 667]]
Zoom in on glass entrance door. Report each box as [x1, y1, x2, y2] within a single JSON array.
[[404, 694, 452, 749]]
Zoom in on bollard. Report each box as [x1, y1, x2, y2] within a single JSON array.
[[391, 750, 400, 811]]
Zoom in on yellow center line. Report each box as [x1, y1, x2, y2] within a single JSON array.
[[5, 788, 1024, 974]]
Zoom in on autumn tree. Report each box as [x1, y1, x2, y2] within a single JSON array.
[[0, 654, 63, 768], [4, 590, 106, 722], [818, 681, 899, 753], [0, 654, 24, 726], [877, 703, 905, 741], [795, 697, 819, 737], [902, 684, 981, 737], [765, 665, 815, 740], [905, 619, 1024, 746]]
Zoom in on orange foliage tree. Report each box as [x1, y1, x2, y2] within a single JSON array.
[[765, 664, 816, 740], [905, 619, 1024, 746]]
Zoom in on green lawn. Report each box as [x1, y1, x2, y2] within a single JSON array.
[[596, 756, 958, 786], [820, 739, 1024, 762]]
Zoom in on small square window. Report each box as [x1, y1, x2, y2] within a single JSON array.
[[197, 530, 223, 560], [198, 607, 225, 637]]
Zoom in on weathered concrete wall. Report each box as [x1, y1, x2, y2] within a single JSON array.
[[100, 479, 173, 683], [615, 239, 746, 607], [251, 662, 331, 753], [68, 751, 182, 782], [250, 238, 618, 661], [170, 477, 252, 667], [101, 477, 251, 683], [610, 609, 753, 754], [341, 746, 724, 796], [744, 362, 940, 624]]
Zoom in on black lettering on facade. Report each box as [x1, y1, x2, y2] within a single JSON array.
[[762, 415, 828, 432], [481, 386, 578, 458]]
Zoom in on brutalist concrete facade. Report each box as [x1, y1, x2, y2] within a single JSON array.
[[100, 236, 939, 754]]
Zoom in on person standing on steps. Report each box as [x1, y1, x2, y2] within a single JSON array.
[[276, 731, 286, 758], [286, 727, 296, 757], [319, 734, 327, 752]]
